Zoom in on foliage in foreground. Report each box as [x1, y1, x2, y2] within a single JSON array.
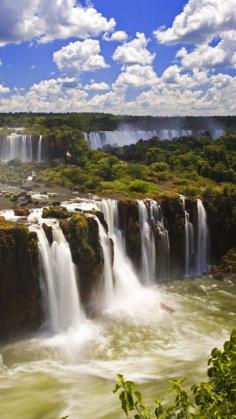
[[114, 329, 236, 419]]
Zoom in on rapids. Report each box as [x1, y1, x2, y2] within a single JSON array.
[[0, 198, 234, 419], [0, 278, 235, 419]]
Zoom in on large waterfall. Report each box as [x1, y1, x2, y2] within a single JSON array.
[[150, 200, 170, 281], [96, 199, 141, 300], [84, 128, 225, 149], [31, 223, 84, 333], [181, 196, 195, 277], [181, 197, 209, 277], [138, 200, 156, 284], [196, 199, 209, 275], [0, 133, 43, 162]]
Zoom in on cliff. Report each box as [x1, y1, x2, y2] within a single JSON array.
[[0, 217, 42, 340]]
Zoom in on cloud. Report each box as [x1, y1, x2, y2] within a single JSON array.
[[84, 81, 110, 91], [53, 39, 109, 73], [113, 32, 155, 65], [114, 64, 158, 88], [154, 0, 236, 45], [0, 84, 10, 94], [176, 31, 236, 69], [103, 31, 128, 42], [0, 0, 116, 46], [1, 63, 236, 116]]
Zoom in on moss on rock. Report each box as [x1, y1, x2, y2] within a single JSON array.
[[0, 218, 42, 340]]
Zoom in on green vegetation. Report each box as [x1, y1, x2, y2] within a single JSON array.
[[39, 133, 236, 200], [114, 329, 236, 418]]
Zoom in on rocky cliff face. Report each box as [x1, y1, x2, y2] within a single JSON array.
[[0, 217, 42, 340]]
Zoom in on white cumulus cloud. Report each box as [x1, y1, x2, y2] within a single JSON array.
[[113, 32, 155, 65], [84, 81, 110, 91], [103, 31, 128, 42], [0, 0, 116, 46], [53, 39, 109, 73], [154, 0, 236, 45]]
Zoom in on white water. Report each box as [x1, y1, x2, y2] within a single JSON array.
[[0, 198, 233, 419], [150, 200, 170, 281], [31, 222, 84, 334], [96, 199, 141, 300], [37, 135, 43, 162], [138, 200, 156, 284], [84, 128, 225, 149], [181, 197, 195, 277], [96, 217, 114, 308], [0, 134, 43, 162], [196, 199, 209, 275]]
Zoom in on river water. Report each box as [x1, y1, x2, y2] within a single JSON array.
[[0, 277, 235, 419]]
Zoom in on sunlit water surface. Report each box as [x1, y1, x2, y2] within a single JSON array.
[[0, 278, 235, 419]]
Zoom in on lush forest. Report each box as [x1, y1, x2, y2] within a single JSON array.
[[40, 132, 236, 198], [0, 113, 236, 132]]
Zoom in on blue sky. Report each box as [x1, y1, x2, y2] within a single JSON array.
[[0, 0, 235, 115]]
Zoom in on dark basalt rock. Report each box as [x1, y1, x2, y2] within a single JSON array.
[[0, 218, 42, 340], [203, 186, 236, 263], [161, 196, 185, 279]]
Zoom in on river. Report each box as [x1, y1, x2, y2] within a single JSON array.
[[0, 277, 235, 419]]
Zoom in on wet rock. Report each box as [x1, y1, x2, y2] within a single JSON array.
[[42, 206, 71, 219], [14, 208, 30, 217], [0, 219, 42, 340]]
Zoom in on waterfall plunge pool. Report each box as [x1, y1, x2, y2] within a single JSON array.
[[0, 277, 235, 419]]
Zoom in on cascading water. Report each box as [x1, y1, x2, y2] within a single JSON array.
[[31, 223, 84, 334], [37, 135, 43, 162], [84, 128, 225, 149], [96, 199, 141, 298], [96, 217, 114, 307], [181, 196, 195, 277], [150, 200, 170, 281], [138, 200, 156, 284], [196, 199, 209, 275], [0, 133, 43, 162]]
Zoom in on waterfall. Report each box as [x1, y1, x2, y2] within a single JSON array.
[[0, 134, 43, 162], [138, 200, 156, 284], [96, 217, 114, 307], [196, 199, 209, 275], [32, 223, 84, 334], [37, 135, 43, 162], [84, 128, 225, 149], [150, 200, 170, 281], [181, 197, 195, 277], [96, 199, 141, 298]]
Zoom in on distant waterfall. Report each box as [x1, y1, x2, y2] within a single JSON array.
[[196, 199, 209, 275], [138, 200, 156, 284], [84, 128, 225, 149], [0, 134, 43, 162], [181, 197, 195, 277], [97, 199, 141, 299], [32, 224, 84, 334], [84, 130, 193, 149], [150, 200, 170, 281]]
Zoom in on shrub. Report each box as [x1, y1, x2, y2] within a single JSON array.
[[114, 329, 236, 418]]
